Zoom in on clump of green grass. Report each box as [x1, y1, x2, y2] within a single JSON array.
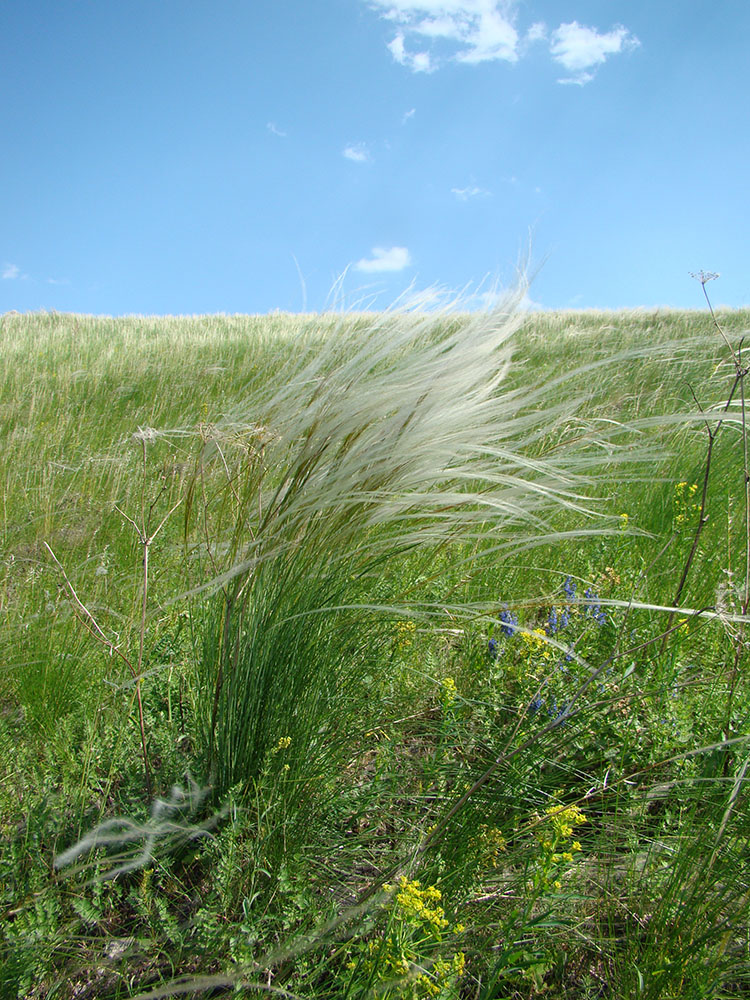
[[187, 288, 638, 807]]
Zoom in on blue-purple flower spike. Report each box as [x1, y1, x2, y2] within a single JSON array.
[[546, 606, 559, 635], [584, 588, 607, 625], [499, 606, 518, 637]]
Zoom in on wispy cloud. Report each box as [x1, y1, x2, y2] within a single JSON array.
[[451, 184, 490, 200], [266, 121, 287, 137], [1, 264, 28, 281], [355, 246, 412, 272], [343, 143, 370, 162], [402, 107, 416, 123], [388, 32, 432, 72], [550, 21, 640, 85], [47, 277, 70, 286], [525, 21, 546, 44]]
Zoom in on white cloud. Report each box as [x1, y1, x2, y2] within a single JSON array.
[[47, 277, 70, 286], [556, 70, 593, 87], [343, 143, 370, 162], [388, 32, 432, 71], [355, 246, 412, 272], [525, 21, 546, 43], [367, 3, 638, 83], [410, 50, 432, 71], [266, 121, 287, 137], [402, 107, 416, 123], [455, 6, 518, 64], [373, 1, 519, 70], [388, 32, 406, 59], [550, 21, 639, 84], [2, 263, 21, 280], [451, 184, 490, 200]]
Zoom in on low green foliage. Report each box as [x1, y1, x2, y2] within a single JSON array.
[[1, 302, 749, 998]]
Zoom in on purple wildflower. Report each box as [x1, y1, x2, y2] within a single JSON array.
[[546, 606, 559, 635], [584, 588, 607, 625], [499, 606, 518, 637]]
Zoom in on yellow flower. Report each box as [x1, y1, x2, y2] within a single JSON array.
[[440, 676, 458, 709], [545, 802, 587, 839], [393, 877, 449, 932], [396, 620, 417, 649], [519, 628, 553, 661]]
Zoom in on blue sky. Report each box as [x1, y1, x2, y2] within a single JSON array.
[[2, 1, 749, 314]]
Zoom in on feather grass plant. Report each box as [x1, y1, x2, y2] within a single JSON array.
[[189, 288, 623, 811]]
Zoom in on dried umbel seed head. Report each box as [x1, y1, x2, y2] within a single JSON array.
[[689, 270, 720, 286], [132, 426, 160, 443]]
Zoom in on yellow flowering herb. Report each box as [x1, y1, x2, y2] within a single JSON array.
[[440, 676, 458, 710], [396, 620, 417, 649], [271, 735, 292, 754]]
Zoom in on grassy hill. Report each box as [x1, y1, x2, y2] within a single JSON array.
[[2, 304, 749, 998]]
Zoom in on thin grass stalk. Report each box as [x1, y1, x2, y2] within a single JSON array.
[[43, 541, 153, 798], [690, 273, 750, 731]]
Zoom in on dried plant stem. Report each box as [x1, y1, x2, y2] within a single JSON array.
[[46, 432, 183, 799], [114, 487, 183, 797], [662, 277, 750, 658], [114, 492, 183, 687]]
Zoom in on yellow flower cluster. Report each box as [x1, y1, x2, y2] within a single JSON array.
[[348, 877, 465, 998], [396, 620, 417, 649], [416, 952, 466, 997], [544, 802, 587, 840], [271, 735, 291, 753], [474, 824, 507, 869], [519, 628, 553, 662], [387, 877, 449, 932], [532, 802, 587, 892], [440, 677, 458, 710]]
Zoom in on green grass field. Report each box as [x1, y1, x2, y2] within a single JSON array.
[[2, 303, 749, 999]]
